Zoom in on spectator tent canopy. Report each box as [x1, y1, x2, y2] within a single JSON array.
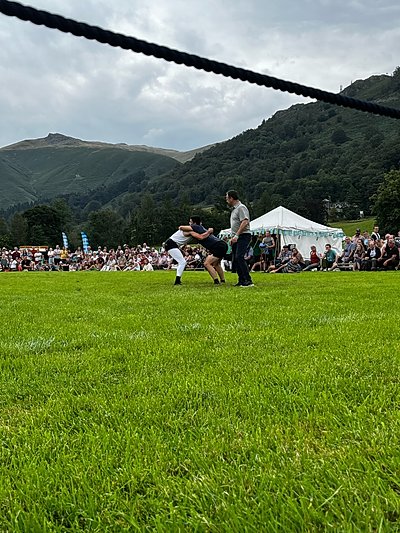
[[220, 205, 344, 257]]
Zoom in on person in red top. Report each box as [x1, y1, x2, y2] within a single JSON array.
[[303, 245, 321, 271]]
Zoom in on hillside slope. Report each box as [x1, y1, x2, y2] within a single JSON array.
[[0, 133, 214, 210]]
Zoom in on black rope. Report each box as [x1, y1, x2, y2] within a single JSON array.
[[1, 0, 400, 120]]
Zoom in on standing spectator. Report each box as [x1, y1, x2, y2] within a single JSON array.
[[362, 231, 370, 248], [34, 249, 43, 267], [260, 231, 275, 271], [225, 190, 254, 287], [48, 247, 55, 268], [53, 245, 61, 265], [250, 235, 268, 272], [0, 252, 9, 271], [60, 247, 69, 262], [371, 226, 381, 245], [222, 236, 232, 271]]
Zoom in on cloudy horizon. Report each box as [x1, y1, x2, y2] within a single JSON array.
[[1, 0, 399, 151]]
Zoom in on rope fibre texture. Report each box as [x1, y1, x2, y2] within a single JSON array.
[[1, 0, 400, 120]]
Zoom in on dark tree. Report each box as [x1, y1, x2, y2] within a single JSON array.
[[86, 209, 126, 249], [373, 170, 400, 234], [22, 205, 64, 247], [0, 217, 11, 248], [331, 129, 349, 145], [9, 213, 29, 246]]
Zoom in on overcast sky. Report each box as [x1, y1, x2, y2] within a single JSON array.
[[0, 0, 399, 151]]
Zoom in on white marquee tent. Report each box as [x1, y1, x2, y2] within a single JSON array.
[[220, 205, 344, 258]]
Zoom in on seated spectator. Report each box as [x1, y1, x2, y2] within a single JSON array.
[[270, 255, 302, 274], [59, 259, 70, 271], [303, 245, 321, 271], [377, 238, 399, 270], [157, 252, 169, 269], [185, 251, 196, 269], [331, 236, 355, 269], [362, 240, 381, 271], [21, 257, 32, 270], [380, 234, 393, 257], [290, 247, 305, 269], [395, 230, 400, 248], [117, 254, 127, 269], [142, 259, 154, 271], [268, 244, 291, 271], [352, 239, 365, 271], [322, 244, 337, 270]]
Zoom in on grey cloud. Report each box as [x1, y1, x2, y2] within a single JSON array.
[[0, 0, 399, 150]]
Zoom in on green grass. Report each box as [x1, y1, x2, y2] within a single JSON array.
[[0, 270, 399, 532], [329, 217, 375, 237]]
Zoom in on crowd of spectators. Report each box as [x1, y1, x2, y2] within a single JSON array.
[[1, 226, 399, 274], [0, 243, 207, 272], [243, 226, 400, 274]]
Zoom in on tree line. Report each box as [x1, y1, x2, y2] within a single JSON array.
[[0, 169, 399, 250]]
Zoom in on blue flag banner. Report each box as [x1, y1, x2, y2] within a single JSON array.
[[61, 232, 69, 249], [81, 231, 90, 253]]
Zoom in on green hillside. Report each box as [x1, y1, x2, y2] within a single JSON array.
[[5, 146, 177, 195], [146, 72, 400, 223], [0, 133, 215, 210]]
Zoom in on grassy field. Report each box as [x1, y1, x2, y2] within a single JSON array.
[[329, 217, 375, 237], [0, 270, 399, 532]]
